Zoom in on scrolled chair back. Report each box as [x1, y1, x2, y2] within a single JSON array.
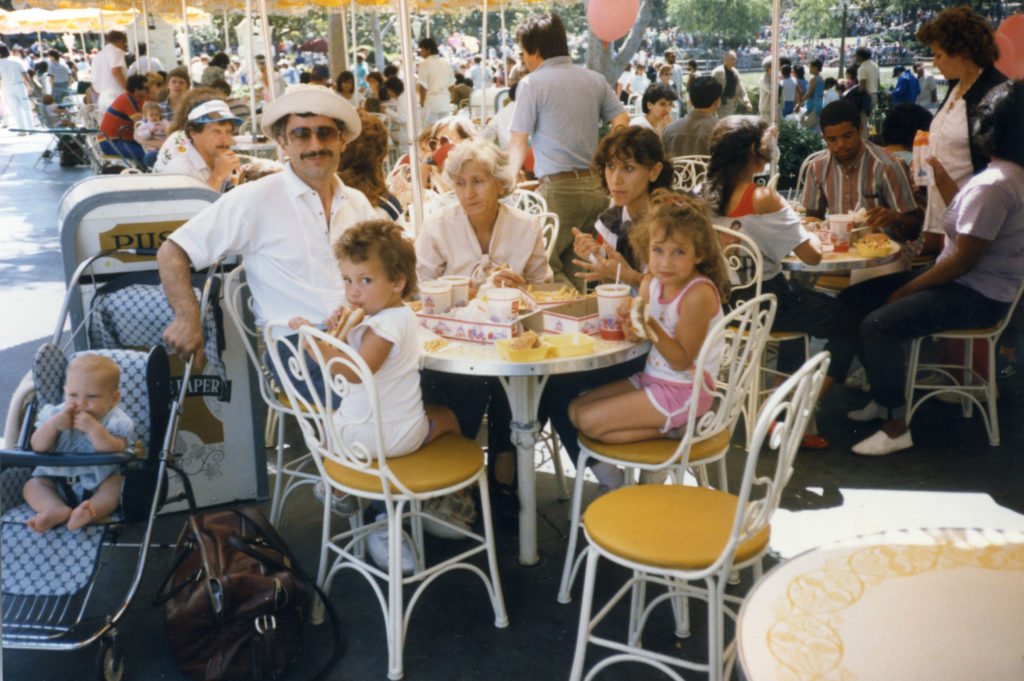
[[263, 322, 418, 499], [731, 351, 830, 560], [670, 154, 710, 192], [665, 293, 776, 471], [713, 218, 763, 307]]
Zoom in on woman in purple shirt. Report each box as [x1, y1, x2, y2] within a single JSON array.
[[839, 80, 1024, 456]]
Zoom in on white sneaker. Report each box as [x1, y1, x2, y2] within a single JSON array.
[[638, 469, 669, 485], [367, 515, 417, 575], [846, 400, 885, 422], [313, 480, 360, 516], [852, 429, 913, 456], [422, 494, 474, 539]]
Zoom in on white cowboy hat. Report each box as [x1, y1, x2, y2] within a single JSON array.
[[260, 84, 361, 141]]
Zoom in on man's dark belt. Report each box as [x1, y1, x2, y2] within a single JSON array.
[[540, 169, 595, 183]]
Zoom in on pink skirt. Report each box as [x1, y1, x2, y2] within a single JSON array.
[[629, 370, 715, 434]]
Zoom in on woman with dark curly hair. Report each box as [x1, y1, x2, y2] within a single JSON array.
[[571, 125, 674, 289], [916, 6, 1007, 242]]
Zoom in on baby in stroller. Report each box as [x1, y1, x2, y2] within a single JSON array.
[[24, 354, 134, 533]]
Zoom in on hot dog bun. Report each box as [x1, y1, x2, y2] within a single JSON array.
[[629, 297, 659, 342]]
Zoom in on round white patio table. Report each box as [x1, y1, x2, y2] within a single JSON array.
[[781, 240, 902, 272], [737, 527, 1024, 681], [422, 337, 649, 565]]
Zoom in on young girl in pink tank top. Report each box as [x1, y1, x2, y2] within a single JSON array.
[[569, 190, 731, 451]]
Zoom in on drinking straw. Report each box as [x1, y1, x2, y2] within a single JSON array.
[[615, 263, 622, 287]]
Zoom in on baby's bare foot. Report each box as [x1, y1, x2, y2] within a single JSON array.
[[67, 500, 97, 531], [26, 506, 72, 534]]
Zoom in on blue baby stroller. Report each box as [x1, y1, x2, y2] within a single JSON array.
[[0, 249, 214, 680]]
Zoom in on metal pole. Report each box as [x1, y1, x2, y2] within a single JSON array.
[[131, 1, 140, 57], [838, 3, 847, 81], [223, 7, 230, 56], [257, 0, 276, 100], [500, 0, 506, 70], [770, 0, 780, 176], [396, 0, 424, 236], [350, 0, 357, 67], [142, 0, 152, 68], [181, 0, 192, 67], [480, 1, 488, 120], [245, 0, 257, 137]]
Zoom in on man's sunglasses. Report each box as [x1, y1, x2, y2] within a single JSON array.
[[287, 126, 340, 142]]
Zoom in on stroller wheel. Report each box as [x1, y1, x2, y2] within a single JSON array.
[[96, 634, 124, 681]]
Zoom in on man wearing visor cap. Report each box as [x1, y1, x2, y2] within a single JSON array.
[[159, 98, 243, 192], [158, 84, 376, 364]]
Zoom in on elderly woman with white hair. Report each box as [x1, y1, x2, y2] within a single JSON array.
[[415, 137, 553, 289], [415, 137, 552, 519]]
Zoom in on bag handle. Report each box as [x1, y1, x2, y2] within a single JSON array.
[[152, 507, 344, 681]]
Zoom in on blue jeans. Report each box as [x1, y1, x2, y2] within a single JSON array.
[[840, 272, 1008, 419], [99, 139, 146, 165]]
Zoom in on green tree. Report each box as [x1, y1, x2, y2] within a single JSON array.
[[667, 0, 771, 47]]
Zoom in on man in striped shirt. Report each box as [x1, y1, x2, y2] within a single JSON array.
[[47, 50, 74, 103], [802, 99, 922, 241]]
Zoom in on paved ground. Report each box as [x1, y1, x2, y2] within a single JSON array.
[[2, 129, 1023, 681]]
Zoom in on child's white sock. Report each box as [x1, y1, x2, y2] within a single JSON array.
[[590, 462, 623, 490]]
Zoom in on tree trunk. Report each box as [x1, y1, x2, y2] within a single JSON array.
[[584, 0, 653, 87], [370, 11, 397, 71], [328, 9, 348, 75]]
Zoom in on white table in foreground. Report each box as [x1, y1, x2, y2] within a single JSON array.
[[422, 338, 649, 565], [737, 527, 1024, 681]]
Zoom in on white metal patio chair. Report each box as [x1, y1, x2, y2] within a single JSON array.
[[557, 294, 777, 604], [567, 351, 830, 681], [905, 280, 1024, 446], [264, 321, 508, 680]]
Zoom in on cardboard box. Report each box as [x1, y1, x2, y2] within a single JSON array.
[[417, 309, 540, 344], [520, 283, 586, 310], [538, 297, 600, 337]]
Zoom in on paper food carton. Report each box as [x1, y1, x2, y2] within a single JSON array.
[[536, 297, 600, 337], [520, 283, 586, 310], [416, 309, 541, 344]]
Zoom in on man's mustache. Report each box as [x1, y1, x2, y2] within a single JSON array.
[[300, 150, 334, 160]]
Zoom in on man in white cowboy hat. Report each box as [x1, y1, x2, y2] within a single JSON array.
[[158, 98, 244, 192], [158, 84, 376, 362]]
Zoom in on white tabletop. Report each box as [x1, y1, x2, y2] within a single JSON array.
[[782, 240, 903, 272], [421, 337, 649, 376], [737, 527, 1024, 681]]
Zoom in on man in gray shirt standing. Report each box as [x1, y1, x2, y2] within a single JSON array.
[[662, 75, 722, 158], [508, 12, 629, 289]]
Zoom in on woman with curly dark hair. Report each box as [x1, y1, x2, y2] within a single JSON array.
[[337, 110, 402, 220], [571, 125, 674, 289], [916, 6, 1007, 240]]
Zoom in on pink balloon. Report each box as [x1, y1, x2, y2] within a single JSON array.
[[995, 14, 1024, 79], [587, 0, 640, 44]]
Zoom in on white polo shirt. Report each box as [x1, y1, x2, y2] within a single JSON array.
[[168, 163, 376, 328], [159, 143, 211, 185], [91, 44, 126, 98], [418, 54, 455, 114]]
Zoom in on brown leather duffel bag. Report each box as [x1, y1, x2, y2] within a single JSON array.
[[154, 507, 340, 681]]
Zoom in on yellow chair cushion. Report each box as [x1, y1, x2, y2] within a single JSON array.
[[275, 391, 314, 413], [583, 484, 770, 570], [579, 428, 731, 466], [323, 433, 484, 494]]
